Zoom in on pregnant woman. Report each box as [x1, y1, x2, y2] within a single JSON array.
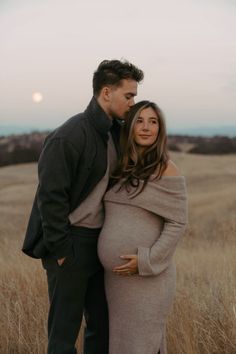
[[98, 100, 188, 354]]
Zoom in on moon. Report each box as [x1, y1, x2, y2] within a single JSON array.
[[32, 92, 43, 103]]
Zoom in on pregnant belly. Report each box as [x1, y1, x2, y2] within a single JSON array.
[[97, 203, 163, 271]]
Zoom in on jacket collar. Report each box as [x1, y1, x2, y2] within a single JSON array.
[[84, 97, 112, 139]]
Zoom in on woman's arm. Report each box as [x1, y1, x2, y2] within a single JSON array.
[[137, 219, 186, 276], [138, 161, 186, 276]]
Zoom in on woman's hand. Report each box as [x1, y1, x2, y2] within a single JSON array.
[[113, 255, 138, 276]]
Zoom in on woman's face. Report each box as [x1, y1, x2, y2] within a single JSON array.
[[133, 107, 159, 149]]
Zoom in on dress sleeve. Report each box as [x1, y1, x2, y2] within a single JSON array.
[[137, 218, 187, 276]]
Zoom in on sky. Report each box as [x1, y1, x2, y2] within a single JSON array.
[[0, 0, 236, 132]]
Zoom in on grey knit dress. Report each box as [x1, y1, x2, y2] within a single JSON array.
[[98, 176, 188, 354]]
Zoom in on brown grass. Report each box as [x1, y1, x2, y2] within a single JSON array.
[[0, 154, 236, 353]]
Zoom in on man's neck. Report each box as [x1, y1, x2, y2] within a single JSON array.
[[96, 96, 113, 121]]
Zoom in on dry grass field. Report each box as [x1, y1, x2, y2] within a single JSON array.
[[0, 152, 236, 354]]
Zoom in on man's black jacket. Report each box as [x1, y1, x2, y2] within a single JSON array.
[[22, 97, 121, 259]]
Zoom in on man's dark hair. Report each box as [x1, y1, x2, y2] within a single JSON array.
[[93, 59, 144, 96]]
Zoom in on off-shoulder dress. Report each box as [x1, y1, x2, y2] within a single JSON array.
[[98, 176, 188, 354]]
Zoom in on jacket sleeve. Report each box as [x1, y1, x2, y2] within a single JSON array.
[[37, 137, 82, 259], [137, 218, 187, 276]]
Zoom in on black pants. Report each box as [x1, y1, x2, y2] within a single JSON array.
[[42, 227, 109, 354]]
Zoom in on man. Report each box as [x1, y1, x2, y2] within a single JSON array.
[[22, 59, 144, 354]]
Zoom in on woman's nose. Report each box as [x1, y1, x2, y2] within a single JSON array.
[[142, 121, 149, 130]]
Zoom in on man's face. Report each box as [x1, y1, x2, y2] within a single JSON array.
[[107, 79, 138, 120]]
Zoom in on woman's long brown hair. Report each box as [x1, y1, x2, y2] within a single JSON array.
[[111, 100, 169, 193]]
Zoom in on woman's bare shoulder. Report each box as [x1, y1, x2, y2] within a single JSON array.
[[162, 160, 182, 177]]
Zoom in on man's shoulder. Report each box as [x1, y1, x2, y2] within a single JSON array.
[[47, 112, 90, 149], [56, 112, 87, 137]]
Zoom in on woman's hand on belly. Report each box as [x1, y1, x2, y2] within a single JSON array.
[[113, 254, 138, 276]]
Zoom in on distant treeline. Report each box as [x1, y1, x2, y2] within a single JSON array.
[[169, 135, 236, 154], [0, 132, 236, 167], [0, 132, 48, 167]]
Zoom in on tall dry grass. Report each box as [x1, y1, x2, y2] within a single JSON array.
[[0, 154, 236, 353], [168, 230, 236, 354]]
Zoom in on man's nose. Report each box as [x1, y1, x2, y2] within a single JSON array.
[[129, 97, 135, 107]]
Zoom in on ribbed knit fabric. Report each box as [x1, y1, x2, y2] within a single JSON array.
[[98, 176, 188, 354]]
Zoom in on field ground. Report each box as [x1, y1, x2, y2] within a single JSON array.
[[0, 152, 236, 353]]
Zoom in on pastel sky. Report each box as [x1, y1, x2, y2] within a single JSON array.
[[0, 0, 235, 130]]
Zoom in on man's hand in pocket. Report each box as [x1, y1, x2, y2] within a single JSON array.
[[57, 257, 66, 266]]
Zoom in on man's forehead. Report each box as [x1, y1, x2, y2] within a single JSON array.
[[119, 79, 137, 92]]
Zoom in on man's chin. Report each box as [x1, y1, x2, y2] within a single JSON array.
[[112, 111, 129, 121], [111, 114, 123, 120]]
